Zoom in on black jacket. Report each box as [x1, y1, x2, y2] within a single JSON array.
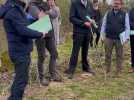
[[129, 8, 134, 30], [69, 0, 93, 34], [0, 0, 43, 57]]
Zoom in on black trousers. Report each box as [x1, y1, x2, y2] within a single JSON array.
[[68, 33, 91, 73], [130, 35, 134, 67], [8, 54, 30, 100], [92, 27, 100, 46], [35, 37, 58, 80]]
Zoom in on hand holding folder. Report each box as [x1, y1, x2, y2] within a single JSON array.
[[120, 31, 129, 45], [28, 15, 52, 33]]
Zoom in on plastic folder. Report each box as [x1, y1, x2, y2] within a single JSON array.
[[28, 15, 52, 33], [120, 31, 129, 45], [130, 30, 134, 35]]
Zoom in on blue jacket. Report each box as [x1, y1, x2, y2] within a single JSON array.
[[0, 0, 43, 57]]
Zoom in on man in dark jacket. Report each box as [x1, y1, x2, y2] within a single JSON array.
[[0, 0, 46, 99], [27, 0, 62, 86], [129, 7, 134, 73], [65, 0, 95, 79]]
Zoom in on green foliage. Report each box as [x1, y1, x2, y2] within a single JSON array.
[[56, 0, 71, 33]]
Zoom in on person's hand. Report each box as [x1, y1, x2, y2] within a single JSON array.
[[38, 10, 46, 19], [42, 32, 47, 38], [100, 33, 105, 42], [84, 21, 91, 28], [90, 19, 98, 28]]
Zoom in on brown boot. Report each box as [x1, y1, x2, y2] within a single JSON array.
[[106, 66, 111, 74], [128, 67, 134, 73]]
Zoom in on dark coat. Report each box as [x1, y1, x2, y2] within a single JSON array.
[[129, 8, 134, 30], [0, 0, 43, 57], [69, 0, 93, 34]]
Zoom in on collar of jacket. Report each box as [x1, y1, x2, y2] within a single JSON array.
[[111, 8, 123, 15], [13, 0, 26, 17], [81, 0, 87, 7], [76, 0, 88, 8]]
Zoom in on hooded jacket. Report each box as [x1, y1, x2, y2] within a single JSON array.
[[0, 0, 43, 57]]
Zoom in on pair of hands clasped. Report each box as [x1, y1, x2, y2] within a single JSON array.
[[84, 19, 96, 28]]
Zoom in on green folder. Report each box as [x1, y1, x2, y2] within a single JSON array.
[[130, 30, 134, 35], [28, 15, 52, 33]]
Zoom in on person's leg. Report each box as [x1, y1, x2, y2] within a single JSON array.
[[95, 28, 100, 46], [35, 39, 46, 81], [8, 55, 30, 100], [81, 34, 89, 70], [45, 37, 61, 81], [56, 26, 60, 45], [81, 34, 94, 74], [115, 39, 123, 75], [104, 38, 114, 73], [65, 34, 83, 78], [129, 35, 134, 72]]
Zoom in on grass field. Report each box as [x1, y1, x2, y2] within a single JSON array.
[[0, 0, 134, 99], [0, 35, 134, 100]]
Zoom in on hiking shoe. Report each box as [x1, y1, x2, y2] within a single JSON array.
[[51, 72, 62, 82], [40, 78, 50, 86], [64, 69, 74, 79], [51, 75, 62, 82], [83, 68, 96, 76], [68, 73, 74, 79]]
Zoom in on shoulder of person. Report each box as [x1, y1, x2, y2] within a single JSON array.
[[106, 9, 113, 16], [120, 10, 127, 16], [6, 7, 26, 22], [71, 0, 78, 5], [55, 6, 60, 10]]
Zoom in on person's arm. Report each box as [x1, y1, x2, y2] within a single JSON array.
[[57, 7, 61, 24], [69, 2, 84, 27], [125, 13, 130, 39], [47, 6, 59, 19], [8, 9, 43, 39], [0, 4, 7, 19], [100, 12, 107, 40]]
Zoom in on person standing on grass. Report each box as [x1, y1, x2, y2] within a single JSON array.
[[91, 0, 102, 46], [65, 0, 95, 79], [100, 0, 130, 77], [129, 7, 134, 73], [0, 0, 47, 99], [27, 0, 62, 86], [47, 0, 61, 45]]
